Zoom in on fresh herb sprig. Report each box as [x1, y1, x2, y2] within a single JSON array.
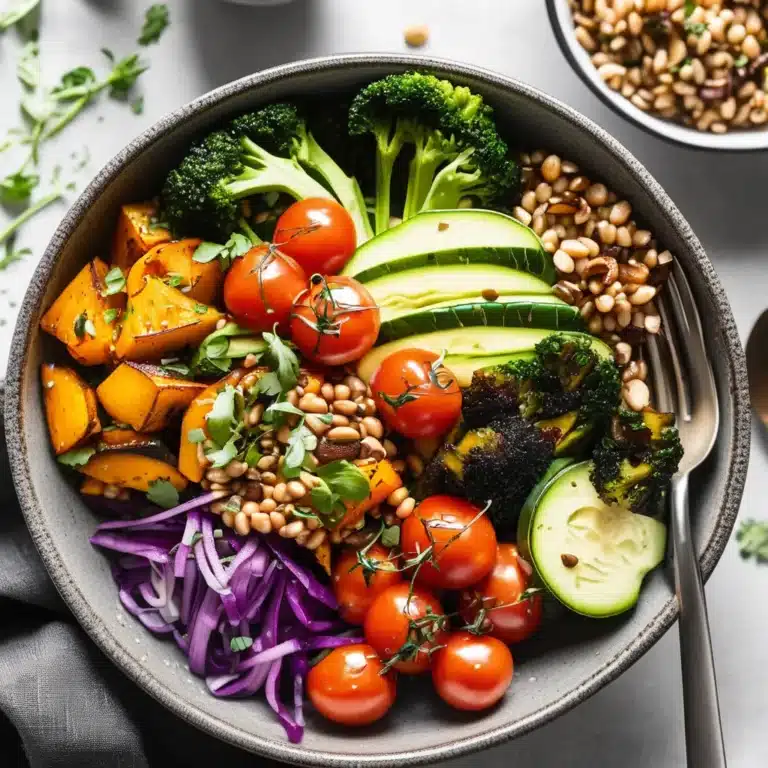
[[737, 519, 768, 562], [138, 4, 170, 46]]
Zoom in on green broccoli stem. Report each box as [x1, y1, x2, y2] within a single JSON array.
[[402, 152, 444, 220], [374, 149, 397, 236], [226, 137, 332, 202], [298, 131, 374, 244], [420, 148, 481, 212], [239, 217, 261, 245]]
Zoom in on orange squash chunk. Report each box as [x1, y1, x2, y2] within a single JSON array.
[[81, 453, 188, 492], [41, 363, 101, 455], [97, 362, 205, 432], [40, 258, 126, 366], [111, 202, 171, 271], [114, 276, 223, 361], [178, 368, 246, 482], [126, 239, 222, 305]]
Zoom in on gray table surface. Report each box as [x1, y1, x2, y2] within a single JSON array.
[[1, 1, 767, 766]]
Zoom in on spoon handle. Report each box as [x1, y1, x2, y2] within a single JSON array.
[[672, 474, 727, 768]]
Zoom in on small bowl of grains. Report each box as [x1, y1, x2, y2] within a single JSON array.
[[547, 0, 768, 150]]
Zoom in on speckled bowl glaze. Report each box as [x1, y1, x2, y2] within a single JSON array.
[[546, 0, 768, 151], [5, 55, 750, 766]]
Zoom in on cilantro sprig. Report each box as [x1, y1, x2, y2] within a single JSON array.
[[138, 4, 170, 46]]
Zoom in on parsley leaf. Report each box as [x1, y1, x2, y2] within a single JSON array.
[[736, 519, 768, 562], [159, 361, 191, 378], [0, 171, 39, 204], [0, 240, 30, 271], [102, 308, 120, 324], [57, 446, 95, 468], [193, 303, 208, 314], [190, 322, 265, 376], [146, 478, 179, 509], [262, 329, 299, 391], [244, 442, 262, 468], [284, 425, 317, 478], [193, 232, 251, 269], [138, 4, 170, 46], [310, 460, 370, 526], [206, 436, 238, 469], [683, 19, 707, 36], [187, 428, 206, 444], [381, 525, 401, 548], [206, 386, 239, 447], [101, 266, 126, 296], [684, 0, 696, 17]]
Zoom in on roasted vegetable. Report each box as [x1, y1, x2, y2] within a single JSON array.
[[114, 276, 223, 361], [40, 258, 126, 366], [178, 368, 246, 482], [337, 459, 403, 531], [111, 202, 171, 271], [591, 407, 683, 515], [418, 415, 556, 533], [314, 539, 332, 576], [462, 333, 621, 454], [96, 428, 174, 462], [80, 477, 107, 496], [97, 363, 205, 432], [126, 239, 222, 305], [81, 452, 188, 492], [40, 363, 101, 455]]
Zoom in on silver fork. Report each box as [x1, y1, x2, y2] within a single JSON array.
[[647, 268, 726, 768]]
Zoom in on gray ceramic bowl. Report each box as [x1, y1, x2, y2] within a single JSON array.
[[546, 0, 768, 151], [4, 54, 751, 766]]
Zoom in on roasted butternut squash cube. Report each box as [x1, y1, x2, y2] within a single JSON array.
[[126, 239, 222, 305], [40, 363, 101, 455], [114, 276, 223, 361], [96, 428, 173, 461], [178, 368, 245, 482], [111, 202, 171, 271], [337, 459, 403, 531], [97, 363, 205, 432], [81, 452, 188, 493], [40, 258, 126, 366]]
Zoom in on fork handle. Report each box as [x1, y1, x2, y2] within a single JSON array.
[[672, 474, 727, 768]]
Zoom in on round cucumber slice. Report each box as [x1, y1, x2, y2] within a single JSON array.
[[527, 461, 667, 618]]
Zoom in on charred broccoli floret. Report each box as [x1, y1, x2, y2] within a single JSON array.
[[416, 414, 556, 533], [591, 408, 683, 515], [461, 335, 621, 454]]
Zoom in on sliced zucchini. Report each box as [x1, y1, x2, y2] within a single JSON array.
[[342, 209, 554, 284], [522, 461, 667, 618], [366, 263, 554, 324], [377, 300, 583, 345]]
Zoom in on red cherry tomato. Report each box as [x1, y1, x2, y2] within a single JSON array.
[[332, 545, 402, 626], [290, 275, 380, 365], [274, 198, 357, 275], [432, 632, 514, 712], [370, 349, 462, 439], [307, 644, 397, 726], [459, 543, 543, 645], [223, 244, 306, 332], [364, 583, 446, 675], [401, 496, 497, 590]]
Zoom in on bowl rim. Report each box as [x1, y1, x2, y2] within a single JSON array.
[[545, 0, 768, 152], [4, 52, 751, 767]]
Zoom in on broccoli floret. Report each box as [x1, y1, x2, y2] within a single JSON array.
[[232, 104, 374, 244], [417, 415, 556, 533], [349, 72, 502, 232], [591, 408, 683, 514], [418, 119, 520, 212], [462, 335, 621, 453], [162, 120, 333, 241]]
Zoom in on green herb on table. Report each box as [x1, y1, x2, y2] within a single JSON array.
[[737, 519, 768, 562], [0, 170, 39, 204], [0, 0, 39, 32], [17, 39, 39, 89], [139, 4, 170, 46], [0, 237, 31, 271], [0, 189, 62, 247], [132, 96, 144, 115]]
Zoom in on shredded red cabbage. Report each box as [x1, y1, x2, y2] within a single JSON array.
[[90, 494, 361, 743]]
